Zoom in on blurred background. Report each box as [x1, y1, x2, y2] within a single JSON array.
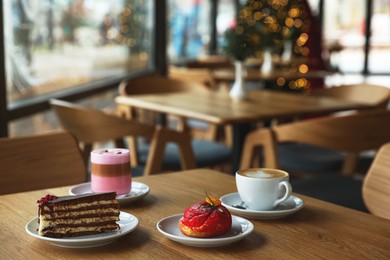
[[1, 0, 390, 137]]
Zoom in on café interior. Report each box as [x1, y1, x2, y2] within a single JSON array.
[[1, 0, 390, 258]]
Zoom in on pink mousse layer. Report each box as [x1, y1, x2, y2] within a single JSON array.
[[91, 148, 131, 195], [91, 175, 132, 195], [91, 148, 130, 164]]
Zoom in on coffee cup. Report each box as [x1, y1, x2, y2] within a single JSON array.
[[235, 168, 292, 211], [91, 148, 132, 195]]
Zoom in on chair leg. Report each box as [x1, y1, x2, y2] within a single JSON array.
[[240, 129, 279, 169], [80, 143, 93, 166], [342, 152, 359, 176], [145, 127, 196, 175], [127, 136, 140, 167], [114, 138, 126, 148]]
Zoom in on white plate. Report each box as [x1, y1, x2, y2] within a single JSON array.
[[69, 182, 150, 205], [25, 211, 138, 248], [156, 214, 253, 247], [221, 192, 304, 219]]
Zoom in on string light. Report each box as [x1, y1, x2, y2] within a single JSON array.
[[222, 0, 313, 91]]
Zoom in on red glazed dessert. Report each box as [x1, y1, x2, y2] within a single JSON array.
[[178, 196, 232, 238]]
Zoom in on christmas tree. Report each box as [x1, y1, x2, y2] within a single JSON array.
[[222, 0, 318, 91], [223, 0, 310, 62]]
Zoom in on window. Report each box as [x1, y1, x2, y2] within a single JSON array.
[[368, 0, 390, 74], [216, 0, 236, 55], [167, 0, 211, 62], [323, 0, 366, 74], [167, 0, 239, 61], [5, 0, 154, 104], [1, 0, 159, 137]]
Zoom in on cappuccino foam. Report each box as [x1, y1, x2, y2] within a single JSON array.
[[239, 168, 287, 179], [91, 148, 130, 164]]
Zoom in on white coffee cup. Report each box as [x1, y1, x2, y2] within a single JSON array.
[[236, 168, 292, 211]]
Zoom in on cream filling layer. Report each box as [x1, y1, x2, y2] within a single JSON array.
[[41, 208, 119, 219], [40, 225, 119, 235], [38, 199, 120, 235], [38, 216, 119, 235]]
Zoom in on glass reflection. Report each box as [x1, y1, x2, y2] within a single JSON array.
[[5, 0, 154, 103]]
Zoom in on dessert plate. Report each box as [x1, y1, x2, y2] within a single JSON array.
[[25, 211, 138, 248], [220, 192, 304, 219], [69, 182, 150, 205], [156, 214, 253, 247]]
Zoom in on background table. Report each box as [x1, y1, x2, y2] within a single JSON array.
[[116, 89, 370, 173], [1, 169, 389, 259], [213, 68, 329, 83]]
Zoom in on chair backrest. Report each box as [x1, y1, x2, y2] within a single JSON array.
[[117, 73, 220, 140], [50, 99, 196, 175], [362, 142, 390, 220], [311, 84, 390, 109], [168, 66, 230, 143], [118, 73, 210, 96], [169, 66, 218, 90], [117, 73, 211, 124], [240, 109, 390, 175], [185, 56, 232, 69], [51, 99, 155, 144], [0, 131, 87, 195]]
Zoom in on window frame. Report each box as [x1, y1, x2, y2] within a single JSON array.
[[0, 0, 166, 137]]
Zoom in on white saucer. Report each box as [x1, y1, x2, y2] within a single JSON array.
[[156, 214, 253, 247], [25, 211, 138, 248], [69, 182, 150, 205], [221, 192, 304, 219]]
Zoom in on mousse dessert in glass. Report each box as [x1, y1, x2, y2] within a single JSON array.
[[91, 148, 131, 195]]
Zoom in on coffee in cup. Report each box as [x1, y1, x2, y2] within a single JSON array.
[[236, 168, 292, 211], [91, 148, 131, 195]]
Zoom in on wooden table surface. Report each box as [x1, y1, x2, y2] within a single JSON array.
[[213, 68, 329, 83], [115, 89, 371, 173], [115, 89, 369, 125], [1, 169, 389, 259]]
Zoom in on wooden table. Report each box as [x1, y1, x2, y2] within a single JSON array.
[[1, 169, 389, 259], [213, 68, 329, 84], [116, 89, 370, 173]]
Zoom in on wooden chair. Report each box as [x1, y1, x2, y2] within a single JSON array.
[[290, 142, 390, 218], [168, 67, 233, 146], [118, 72, 211, 138], [240, 109, 390, 178], [0, 131, 87, 195], [362, 142, 390, 219], [50, 99, 196, 176], [311, 83, 390, 110], [117, 73, 209, 127], [269, 84, 390, 175], [185, 55, 233, 69], [169, 66, 218, 91], [117, 74, 232, 172]]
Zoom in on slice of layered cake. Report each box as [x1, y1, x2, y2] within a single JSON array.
[[37, 192, 120, 238]]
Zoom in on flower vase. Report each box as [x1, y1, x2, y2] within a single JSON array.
[[229, 61, 247, 100], [261, 49, 273, 75], [281, 40, 292, 63]]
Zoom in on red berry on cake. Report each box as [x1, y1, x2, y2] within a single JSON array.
[[178, 195, 232, 238]]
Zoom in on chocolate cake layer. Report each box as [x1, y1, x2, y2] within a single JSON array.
[[90, 163, 131, 176], [38, 192, 120, 238]]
